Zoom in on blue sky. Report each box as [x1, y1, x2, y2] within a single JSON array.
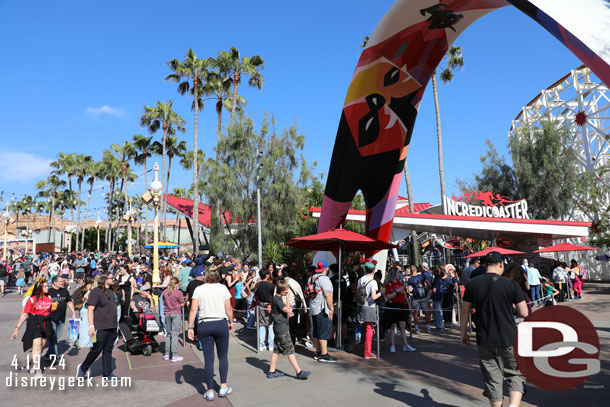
[[0, 0, 583, 220]]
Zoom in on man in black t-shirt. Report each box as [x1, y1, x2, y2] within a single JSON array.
[[254, 269, 275, 350], [460, 252, 528, 407], [45, 275, 75, 358]]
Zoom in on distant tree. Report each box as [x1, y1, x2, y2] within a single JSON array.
[[201, 114, 316, 261], [575, 167, 610, 247], [509, 121, 579, 219]]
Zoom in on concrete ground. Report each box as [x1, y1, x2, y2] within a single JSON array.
[[0, 283, 608, 407]]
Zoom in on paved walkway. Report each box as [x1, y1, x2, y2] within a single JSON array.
[[0, 283, 608, 406]]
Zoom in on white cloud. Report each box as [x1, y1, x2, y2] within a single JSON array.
[[85, 105, 126, 119], [0, 151, 53, 181]]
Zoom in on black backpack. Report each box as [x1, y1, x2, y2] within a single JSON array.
[[412, 275, 427, 299], [0, 263, 8, 278]]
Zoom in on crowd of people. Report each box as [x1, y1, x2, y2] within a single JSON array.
[[0, 247, 588, 402]]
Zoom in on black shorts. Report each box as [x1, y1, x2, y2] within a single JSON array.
[[75, 271, 85, 280], [312, 311, 332, 340], [385, 302, 409, 324]]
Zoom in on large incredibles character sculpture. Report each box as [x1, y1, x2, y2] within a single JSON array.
[[318, 0, 610, 259]]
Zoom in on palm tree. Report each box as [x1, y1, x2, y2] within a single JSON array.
[[139, 101, 186, 241], [165, 48, 209, 256], [50, 153, 77, 227], [80, 160, 102, 251], [133, 134, 154, 244], [432, 45, 464, 213], [73, 154, 93, 251], [152, 136, 187, 237], [220, 47, 264, 125], [101, 150, 121, 250], [200, 68, 233, 144], [112, 141, 137, 250], [36, 175, 66, 244]]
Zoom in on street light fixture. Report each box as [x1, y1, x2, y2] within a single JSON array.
[[256, 149, 263, 270], [95, 211, 103, 253], [125, 198, 136, 259], [148, 163, 163, 284], [2, 203, 15, 260]]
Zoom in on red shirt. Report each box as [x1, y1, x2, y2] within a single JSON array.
[[385, 280, 407, 304], [23, 296, 52, 316]]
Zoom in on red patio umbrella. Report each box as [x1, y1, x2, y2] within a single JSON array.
[[532, 242, 597, 253], [284, 228, 398, 251], [285, 228, 397, 348], [466, 246, 525, 258]]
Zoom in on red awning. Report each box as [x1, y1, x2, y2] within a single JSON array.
[[532, 242, 597, 253], [466, 247, 525, 258], [164, 194, 249, 229], [284, 228, 398, 251]]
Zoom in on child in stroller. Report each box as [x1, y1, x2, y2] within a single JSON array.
[[119, 284, 161, 356]]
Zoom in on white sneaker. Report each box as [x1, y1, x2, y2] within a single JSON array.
[[415, 326, 420, 334], [259, 346, 266, 352], [402, 345, 416, 352], [268, 347, 274, 352], [426, 325, 431, 333], [389, 345, 396, 353]]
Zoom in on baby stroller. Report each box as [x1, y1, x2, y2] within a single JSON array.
[[121, 306, 161, 356]]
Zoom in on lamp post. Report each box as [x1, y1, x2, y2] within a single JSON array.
[[150, 163, 163, 284], [256, 149, 263, 270], [2, 203, 12, 260], [125, 198, 136, 259], [66, 224, 76, 253], [95, 211, 102, 253]]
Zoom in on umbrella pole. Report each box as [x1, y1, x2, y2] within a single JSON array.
[[337, 246, 342, 349]]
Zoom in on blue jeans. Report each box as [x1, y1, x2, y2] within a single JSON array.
[[530, 285, 541, 306], [259, 325, 274, 349], [432, 300, 444, 329], [46, 320, 65, 356], [159, 298, 166, 334]]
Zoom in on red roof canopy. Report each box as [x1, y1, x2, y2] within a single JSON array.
[[533, 242, 597, 253], [284, 228, 398, 251], [466, 247, 525, 258], [164, 194, 251, 228]]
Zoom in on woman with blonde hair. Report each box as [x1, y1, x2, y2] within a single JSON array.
[[162, 277, 185, 361]]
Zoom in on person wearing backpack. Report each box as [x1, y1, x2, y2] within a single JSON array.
[[0, 259, 11, 297], [357, 262, 382, 359], [431, 268, 450, 331], [407, 266, 431, 333], [306, 260, 336, 363]]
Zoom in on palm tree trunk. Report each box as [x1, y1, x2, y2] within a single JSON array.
[[231, 73, 239, 125], [143, 156, 149, 245], [192, 82, 200, 256], [403, 158, 419, 266], [81, 182, 93, 251], [106, 180, 114, 251], [113, 177, 125, 250], [163, 157, 172, 239], [75, 181, 83, 251], [50, 193, 56, 245], [161, 126, 168, 241], [432, 71, 447, 214], [217, 98, 223, 153]]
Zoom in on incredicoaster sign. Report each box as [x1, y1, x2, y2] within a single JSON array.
[[443, 196, 530, 219]]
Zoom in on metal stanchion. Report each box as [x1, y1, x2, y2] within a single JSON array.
[[455, 293, 460, 325], [376, 305, 380, 359], [256, 304, 260, 354], [181, 305, 186, 346], [468, 312, 472, 334]]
